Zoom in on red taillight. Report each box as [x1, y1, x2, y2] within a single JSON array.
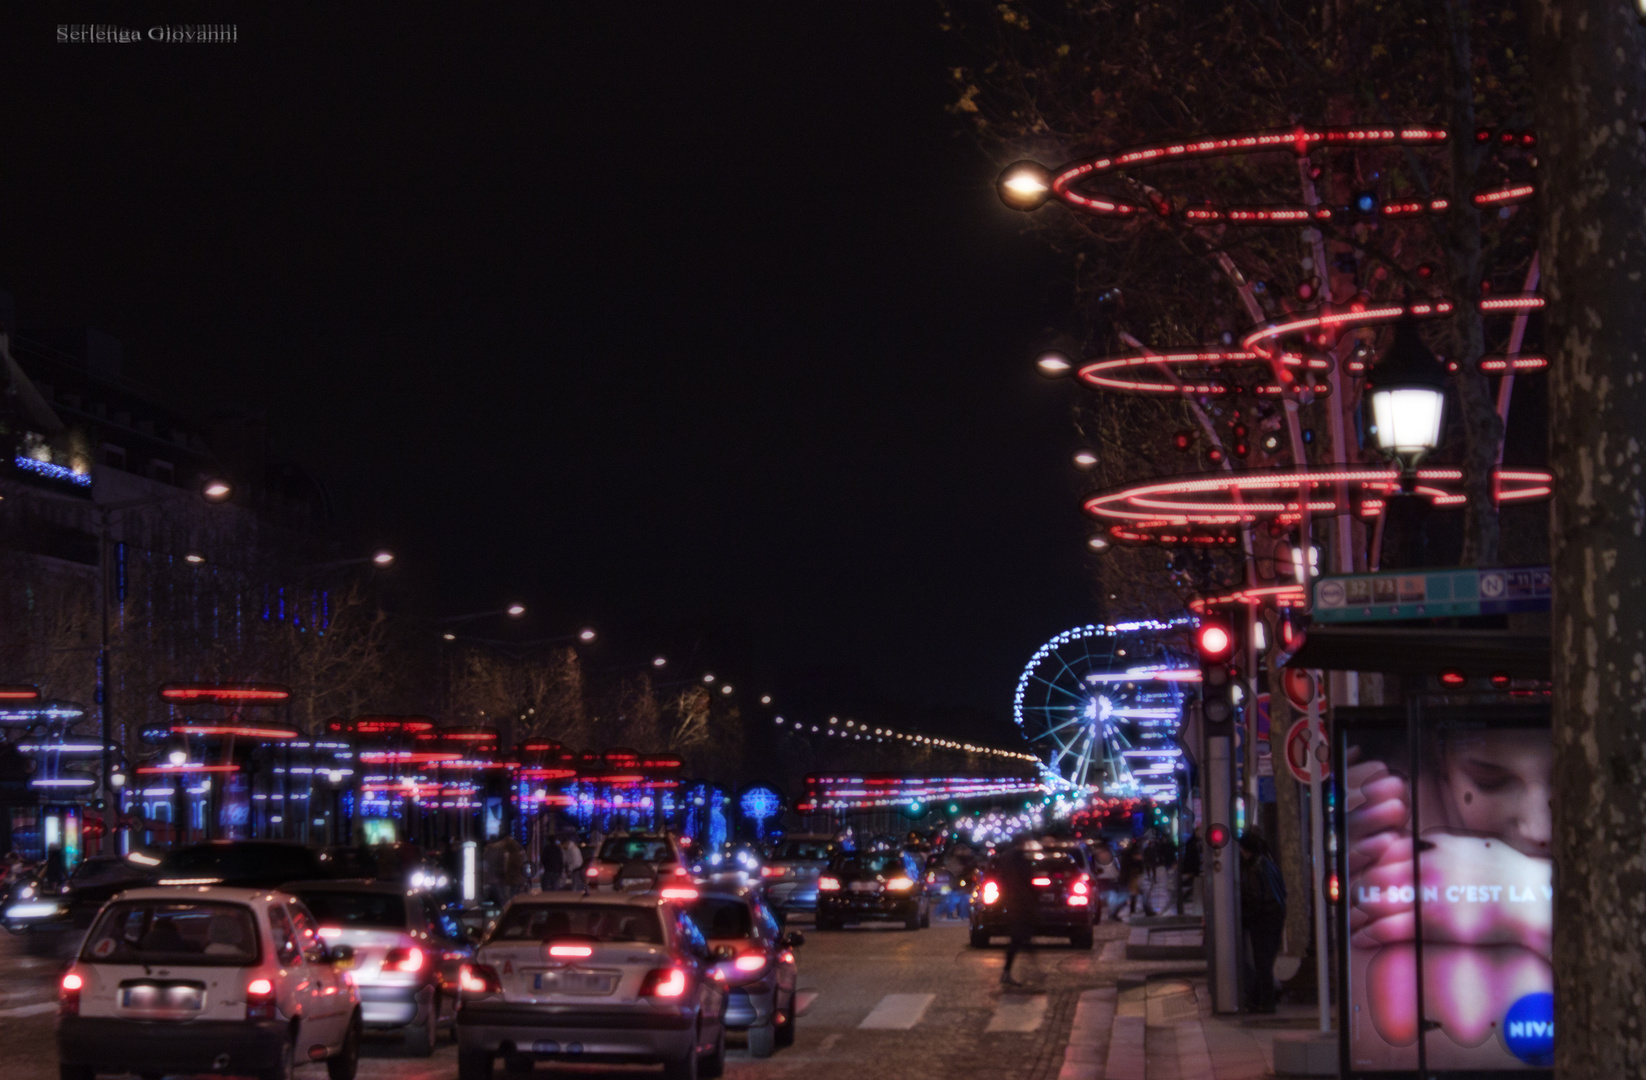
[[548, 944, 593, 959], [1439, 668, 1467, 686], [1031, 876, 1052, 887], [1071, 875, 1091, 897], [660, 886, 699, 900], [1067, 894, 1088, 907], [246, 977, 276, 1020], [585, 866, 600, 878], [59, 972, 83, 1016], [981, 880, 1000, 905], [641, 967, 689, 999], [760, 866, 785, 878], [459, 964, 502, 996], [733, 951, 767, 974], [818, 876, 841, 891], [383, 946, 426, 973]]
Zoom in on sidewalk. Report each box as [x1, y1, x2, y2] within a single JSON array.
[[1060, 874, 1332, 1079]]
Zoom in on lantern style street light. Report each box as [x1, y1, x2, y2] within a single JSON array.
[[998, 161, 1054, 211], [1035, 350, 1073, 377], [1367, 316, 1447, 475]]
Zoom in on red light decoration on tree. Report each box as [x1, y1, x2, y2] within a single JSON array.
[[1075, 349, 1329, 396], [1478, 355, 1548, 373], [1010, 125, 1448, 223], [1242, 299, 1454, 360], [1478, 294, 1546, 312], [159, 683, 291, 704], [1473, 184, 1535, 206]]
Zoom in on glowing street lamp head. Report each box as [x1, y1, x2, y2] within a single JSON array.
[[1086, 534, 1111, 554], [168, 748, 188, 766], [200, 478, 233, 503], [703, 673, 716, 684], [1367, 315, 1447, 472], [1072, 450, 1099, 470], [184, 552, 205, 565], [372, 549, 396, 566], [721, 684, 733, 695], [577, 627, 597, 642], [443, 632, 456, 641], [652, 656, 667, 667], [998, 160, 1053, 211], [506, 604, 526, 618], [1035, 350, 1073, 378], [760, 695, 772, 705]]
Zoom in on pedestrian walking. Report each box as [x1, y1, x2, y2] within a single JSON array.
[[1238, 831, 1287, 1013], [997, 835, 1039, 986]]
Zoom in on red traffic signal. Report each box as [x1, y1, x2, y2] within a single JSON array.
[[1207, 823, 1231, 849], [1196, 622, 1234, 660]]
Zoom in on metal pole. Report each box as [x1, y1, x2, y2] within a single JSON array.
[[1205, 721, 1241, 1012], [1307, 684, 1330, 1034], [98, 508, 113, 854]]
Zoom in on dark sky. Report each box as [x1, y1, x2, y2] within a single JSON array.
[[0, 6, 1098, 737]]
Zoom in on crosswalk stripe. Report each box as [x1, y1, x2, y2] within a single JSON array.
[[987, 995, 1048, 1032], [858, 993, 934, 1030], [0, 1001, 57, 1018]]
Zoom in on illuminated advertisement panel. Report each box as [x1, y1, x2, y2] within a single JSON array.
[[1338, 704, 1551, 1077]]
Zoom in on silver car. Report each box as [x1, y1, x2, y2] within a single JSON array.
[[759, 835, 838, 919], [456, 891, 729, 1080]]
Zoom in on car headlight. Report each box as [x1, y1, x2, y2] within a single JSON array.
[[18, 885, 35, 900]]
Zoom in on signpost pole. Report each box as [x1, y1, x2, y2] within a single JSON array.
[[1205, 718, 1241, 1011], [1307, 686, 1330, 1034]]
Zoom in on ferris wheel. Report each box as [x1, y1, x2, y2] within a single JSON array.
[[1013, 622, 1192, 796]]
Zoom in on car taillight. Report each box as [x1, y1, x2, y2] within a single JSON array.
[[760, 866, 786, 878], [246, 977, 276, 1020], [548, 944, 593, 959], [1071, 876, 1090, 897], [1067, 894, 1089, 907], [733, 951, 767, 974], [818, 876, 841, 891], [59, 971, 82, 1016], [885, 876, 915, 892], [660, 886, 699, 901], [318, 926, 343, 939], [384, 946, 426, 973], [640, 967, 689, 999], [670, 866, 692, 877], [1031, 876, 1052, 887], [459, 964, 502, 997], [981, 880, 1000, 905]]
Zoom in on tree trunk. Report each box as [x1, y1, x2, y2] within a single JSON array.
[[1529, 2, 1646, 1074], [1442, 0, 1505, 566]]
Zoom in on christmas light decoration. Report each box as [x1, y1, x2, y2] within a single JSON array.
[[1074, 349, 1329, 397]]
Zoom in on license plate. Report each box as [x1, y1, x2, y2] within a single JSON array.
[[849, 881, 879, 893], [120, 984, 204, 1012], [533, 971, 614, 994]]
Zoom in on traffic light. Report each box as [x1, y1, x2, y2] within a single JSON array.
[[1196, 619, 1239, 735]]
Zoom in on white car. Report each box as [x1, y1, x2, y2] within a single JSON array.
[[57, 885, 361, 1080]]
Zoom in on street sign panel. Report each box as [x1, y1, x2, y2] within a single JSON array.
[[1312, 565, 1551, 623]]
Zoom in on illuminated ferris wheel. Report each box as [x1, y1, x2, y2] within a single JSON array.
[[1013, 622, 1192, 796]]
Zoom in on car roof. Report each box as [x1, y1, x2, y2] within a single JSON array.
[[681, 885, 757, 903], [104, 885, 282, 904], [280, 879, 413, 896], [502, 890, 665, 909]]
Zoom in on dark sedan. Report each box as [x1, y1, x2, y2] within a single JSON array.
[[814, 851, 930, 931], [970, 850, 1095, 949]]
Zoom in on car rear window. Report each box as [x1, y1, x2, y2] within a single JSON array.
[[772, 841, 832, 860], [82, 900, 260, 966], [685, 898, 753, 939], [291, 890, 406, 930], [833, 853, 904, 875], [489, 903, 664, 945], [598, 838, 672, 862]]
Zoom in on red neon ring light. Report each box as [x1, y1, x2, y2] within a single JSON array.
[[1084, 465, 1551, 527], [1044, 125, 1448, 220], [1075, 349, 1331, 397], [170, 723, 299, 740], [1189, 585, 1307, 613], [1242, 299, 1454, 360]]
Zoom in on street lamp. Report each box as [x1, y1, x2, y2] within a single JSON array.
[[998, 160, 1054, 211], [201, 478, 234, 504], [372, 549, 395, 566], [577, 627, 596, 643], [652, 656, 667, 668], [1368, 316, 1447, 475], [1035, 350, 1073, 377]]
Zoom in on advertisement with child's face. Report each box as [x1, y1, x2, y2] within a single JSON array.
[[1343, 712, 1552, 1073]]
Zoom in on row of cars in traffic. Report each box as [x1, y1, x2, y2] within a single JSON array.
[[22, 829, 1116, 1080], [14, 838, 806, 1080]]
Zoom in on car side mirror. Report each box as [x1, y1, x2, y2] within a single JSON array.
[[781, 931, 805, 948], [710, 945, 737, 962], [329, 944, 355, 966]]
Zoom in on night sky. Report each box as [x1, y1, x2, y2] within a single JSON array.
[[0, 7, 1097, 737]]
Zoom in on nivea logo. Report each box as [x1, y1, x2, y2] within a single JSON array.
[[1502, 992, 1554, 1066]]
